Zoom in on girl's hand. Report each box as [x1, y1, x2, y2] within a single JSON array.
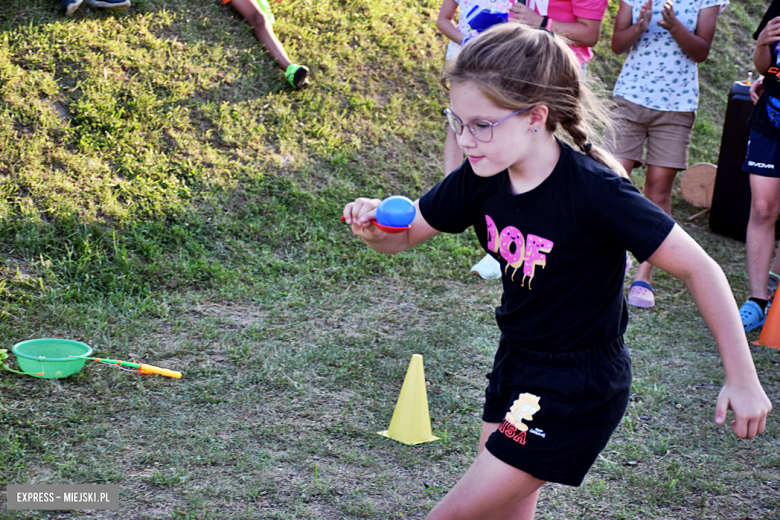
[[715, 378, 772, 439], [757, 16, 780, 48], [508, 2, 543, 28], [750, 76, 765, 105], [636, 0, 652, 33], [343, 198, 384, 240], [657, 0, 679, 32], [343, 198, 438, 255]]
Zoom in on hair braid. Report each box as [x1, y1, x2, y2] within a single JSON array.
[[561, 92, 628, 179]]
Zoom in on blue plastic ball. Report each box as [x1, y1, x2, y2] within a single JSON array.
[[376, 196, 415, 228]]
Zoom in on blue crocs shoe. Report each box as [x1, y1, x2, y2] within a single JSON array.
[[740, 300, 767, 332]]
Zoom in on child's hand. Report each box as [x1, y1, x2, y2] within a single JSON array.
[[657, 0, 679, 32], [750, 76, 764, 105], [508, 2, 543, 28], [343, 198, 384, 239], [635, 0, 652, 33], [715, 378, 772, 439], [757, 16, 780, 48]]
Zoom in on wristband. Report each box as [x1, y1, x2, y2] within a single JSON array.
[[546, 16, 553, 31]]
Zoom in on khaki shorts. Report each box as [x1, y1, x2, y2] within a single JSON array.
[[606, 96, 696, 170]]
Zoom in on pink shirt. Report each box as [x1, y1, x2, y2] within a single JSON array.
[[527, 0, 608, 65]]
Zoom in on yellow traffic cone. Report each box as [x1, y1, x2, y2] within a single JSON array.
[[378, 354, 440, 445]]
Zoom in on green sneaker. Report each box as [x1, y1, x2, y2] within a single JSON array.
[[285, 64, 310, 90]]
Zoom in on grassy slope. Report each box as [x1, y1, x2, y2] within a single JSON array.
[[0, 0, 778, 519]]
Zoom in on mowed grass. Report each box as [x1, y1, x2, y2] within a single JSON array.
[[0, 0, 778, 519]]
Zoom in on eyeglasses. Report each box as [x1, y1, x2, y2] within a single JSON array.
[[444, 106, 532, 143]]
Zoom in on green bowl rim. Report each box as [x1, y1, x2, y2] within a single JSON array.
[[12, 339, 93, 362]]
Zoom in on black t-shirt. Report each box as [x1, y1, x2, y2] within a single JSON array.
[[419, 142, 675, 353], [749, 4, 780, 141]]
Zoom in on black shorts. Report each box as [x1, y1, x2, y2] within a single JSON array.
[[483, 335, 632, 487], [742, 129, 780, 177]]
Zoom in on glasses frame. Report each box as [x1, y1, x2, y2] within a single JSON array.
[[444, 106, 533, 143]]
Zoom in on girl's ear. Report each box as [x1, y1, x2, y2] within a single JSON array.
[[528, 105, 549, 132]]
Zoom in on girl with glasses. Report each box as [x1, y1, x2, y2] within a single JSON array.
[[343, 24, 770, 519]]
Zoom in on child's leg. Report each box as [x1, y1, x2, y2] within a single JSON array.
[[229, 0, 292, 70], [770, 252, 780, 278], [635, 108, 694, 287], [444, 128, 463, 177], [476, 422, 541, 519], [769, 249, 780, 274], [633, 164, 679, 285], [427, 422, 543, 520], [617, 158, 637, 177], [642, 165, 678, 215], [769, 251, 780, 296], [618, 158, 638, 275], [746, 174, 780, 299]]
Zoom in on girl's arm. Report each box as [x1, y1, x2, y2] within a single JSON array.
[[437, 0, 465, 44], [343, 198, 441, 255], [754, 17, 780, 75], [611, 0, 651, 55], [509, 3, 602, 47], [647, 225, 772, 439], [657, 1, 720, 63]]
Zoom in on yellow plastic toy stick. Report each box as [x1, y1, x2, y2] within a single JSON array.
[[137, 363, 182, 379], [72, 355, 183, 379]]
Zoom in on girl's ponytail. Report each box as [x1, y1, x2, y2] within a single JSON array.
[[561, 113, 628, 179], [585, 144, 628, 179]]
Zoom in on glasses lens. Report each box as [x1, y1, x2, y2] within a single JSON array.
[[445, 109, 462, 135], [469, 121, 494, 143]]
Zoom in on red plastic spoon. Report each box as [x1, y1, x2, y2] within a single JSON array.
[[339, 215, 411, 234]]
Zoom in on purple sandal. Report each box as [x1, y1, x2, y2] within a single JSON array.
[[627, 281, 655, 308]]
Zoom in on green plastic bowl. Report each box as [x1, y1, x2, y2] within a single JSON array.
[[12, 339, 93, 379]]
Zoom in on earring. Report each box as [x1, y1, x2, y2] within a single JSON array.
[[534, 128, 538, 133]]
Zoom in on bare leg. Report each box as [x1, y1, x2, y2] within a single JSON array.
[[444, 128, 463, 177], [746, 175, 780, 299], [771, 252, 780, 276], [229, 0, 292, 70], [427, 422, 543, 520], [617, 157, 638, 176], [618, 158, 639, 276], [634, 164, 679, 285]]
